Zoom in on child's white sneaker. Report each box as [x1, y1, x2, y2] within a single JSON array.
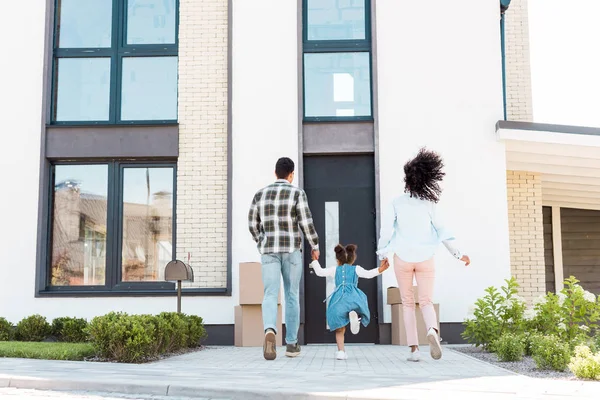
[[407, 349, 420, 362], [427, 327, 443, 360], [349, 311, 360, 335], [335, 350, 348, 360]]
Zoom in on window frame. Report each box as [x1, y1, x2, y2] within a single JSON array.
[[50, 0, 179, 126], [43, 160, 177, 295], [302, 0, 373, 122]]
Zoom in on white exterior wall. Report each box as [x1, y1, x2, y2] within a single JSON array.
[[376, 0, 511, 323]]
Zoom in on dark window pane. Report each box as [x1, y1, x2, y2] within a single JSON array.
[[121, 167, 174, 282], [57, 0, 112, 48], [304, 52, 371, 117], [55, 58, 111, 122], [307, 0, 366, 41], [51, 165, 108, 286], [121, 57, 178, 121], [127, 0, 176, 45]]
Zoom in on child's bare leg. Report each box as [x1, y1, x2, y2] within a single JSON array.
[[410, 345, 419, 352], [335, 327, 346, 351]]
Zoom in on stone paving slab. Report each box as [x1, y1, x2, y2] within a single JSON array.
[[0, 345, 598, 399]]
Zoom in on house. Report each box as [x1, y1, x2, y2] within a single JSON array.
[[2, 0, 597, 346]]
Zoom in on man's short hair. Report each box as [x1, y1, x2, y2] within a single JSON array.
[[275, 157, 295, 179]]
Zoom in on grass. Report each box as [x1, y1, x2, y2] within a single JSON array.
[[0, 341, 95, 361]]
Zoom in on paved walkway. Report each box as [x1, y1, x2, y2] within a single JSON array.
[[0, 345, 598, 399]]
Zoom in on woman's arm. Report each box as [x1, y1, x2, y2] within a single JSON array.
[[309, 260, 336, 277], [376, 200, 396, 260], [432, 204, 470, 264]]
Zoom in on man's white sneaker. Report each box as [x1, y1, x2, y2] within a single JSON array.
[[407, 349, 421, 362], [335, 350, 348, 360], [427, 327, 443, 360], [349, 311, 360, 335]]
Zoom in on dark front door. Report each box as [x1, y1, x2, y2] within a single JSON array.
[[303, 155, 379, 344]]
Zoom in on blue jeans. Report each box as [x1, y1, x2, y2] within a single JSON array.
[[261, 250, 302, 345]]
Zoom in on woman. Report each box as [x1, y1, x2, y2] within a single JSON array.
[[377, 148, 470, 362]]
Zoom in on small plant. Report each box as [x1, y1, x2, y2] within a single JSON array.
[[0, 318, 12, 341], [531, 335, 571, 371], [494, 333, 525, 362], [185, 314, 207, 348], [156, 312, 188, 353], [569, 346, 600, 380], [520, 331, 543, 357], [462, 277, 526, 350], [15, 315, 51, 342], [52, 317, 88, 343]]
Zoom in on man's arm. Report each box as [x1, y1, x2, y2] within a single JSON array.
[[296, 190, 319, 251], [248, 193, 262, 243]]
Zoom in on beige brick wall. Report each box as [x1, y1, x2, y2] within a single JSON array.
[[177, 0, 228, 288], [506, 171, 545, 303], [504, 0, 534, 121]]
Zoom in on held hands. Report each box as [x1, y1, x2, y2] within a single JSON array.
[[311, 249, 320, 261], [461, 255, 471, 266], [378, 258, 390, 273]]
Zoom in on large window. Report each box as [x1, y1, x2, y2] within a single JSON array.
[[48, 162, 176, 292], [303, 0, 372, 121], [52, 0, 178, 124]]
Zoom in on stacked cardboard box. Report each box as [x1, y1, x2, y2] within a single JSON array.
[[387, 286, 440, 346], [235, 262, 282, 347]]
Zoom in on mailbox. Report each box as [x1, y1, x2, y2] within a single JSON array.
[[164, 260, 194, 313], [165, 260, 194, 282]]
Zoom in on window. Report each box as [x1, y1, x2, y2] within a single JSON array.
[[48, 162, 176, 292], [303, 0, 372, 121], [52, 0, 178, 124]]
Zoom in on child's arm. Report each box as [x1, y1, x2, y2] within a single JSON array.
[[355, 260, 389, 279], [309, 260, 336, 278]]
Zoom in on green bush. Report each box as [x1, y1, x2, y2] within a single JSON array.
[[531, 335, 571, 371], [156, 312, 188, 353], [462, 278, 526, 350], [0, 318, 12, 341], [520, 331, 543, 357], [88, 312, 158, 363], [185, 314, 207, 348], [52, 317, 88, 343], [494, 333, 525, 362], [15, 315, 51, 342], [569, 346, 600, 380]]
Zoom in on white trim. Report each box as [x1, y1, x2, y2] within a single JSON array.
[[551, 206, 564, 292], [497, 128, 600, 148]]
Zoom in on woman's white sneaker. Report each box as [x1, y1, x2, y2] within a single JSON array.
[[427, 328, 443, 360], [349, 311, 360, 335], [407, 349, 421, 362], [335, 350, 348, 360]]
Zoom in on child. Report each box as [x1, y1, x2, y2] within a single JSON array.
[[310, 244, 389, 360]]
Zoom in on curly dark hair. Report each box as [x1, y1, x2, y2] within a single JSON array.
[[334, 244, 357, 265], [404, 148, 445, 203]]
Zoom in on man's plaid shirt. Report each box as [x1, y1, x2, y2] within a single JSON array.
[[248, 179, 319, 254]]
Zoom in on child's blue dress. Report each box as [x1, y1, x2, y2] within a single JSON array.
[[326, 264, 371, 331]]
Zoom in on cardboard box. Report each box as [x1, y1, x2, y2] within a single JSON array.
[[391, 303, 440, 346], [234, 304, 282, 347], [239, 262, 281, 305], [387, 286, 420, 305]]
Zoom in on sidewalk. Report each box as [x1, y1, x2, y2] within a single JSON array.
[[0, 345, 598, 399]]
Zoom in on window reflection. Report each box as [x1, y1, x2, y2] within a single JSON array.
[[307, 0, 366, 41], [51, 165, 108, 286], [121, 167, 174, 282], [127, 0, 176, 45], [58, 0, 112, 48]]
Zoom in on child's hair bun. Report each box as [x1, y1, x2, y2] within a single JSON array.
[[334, 244, 345, 254], [345, 244, 357, 253]]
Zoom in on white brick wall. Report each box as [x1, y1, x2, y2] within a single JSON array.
[[506, 171, 545, 303], [505, 0, 534, 121], [177, 0, 228, 288]]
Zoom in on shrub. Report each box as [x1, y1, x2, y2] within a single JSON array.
[[462, 277, 526, 350], [185, 314, 207, 348], [88, 312, 158, 363], [520, 331, 543, 357], [156, 312, 188, 353], [52, 317, 88, 343], [531, 335, 571, 371], [569, 346, 600, 380], [15, 315, 51, 342], [0, 318, 12, 341], [494, 333, 525, 362]]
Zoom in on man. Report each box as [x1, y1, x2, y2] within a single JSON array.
[[248, 157, 319, 360]]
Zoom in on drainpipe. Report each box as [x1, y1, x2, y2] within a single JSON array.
[[501, 1, 511, 120]]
